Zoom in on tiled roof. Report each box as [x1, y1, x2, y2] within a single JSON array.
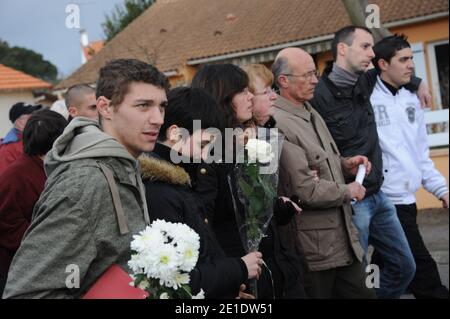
[[0, 64, 52, 92], [56, 0, 448, 89]]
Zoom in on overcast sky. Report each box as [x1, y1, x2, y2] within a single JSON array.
[[0, 0, 124, 78]]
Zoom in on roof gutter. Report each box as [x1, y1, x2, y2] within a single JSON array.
[[187, 11, 449, 65], [54, 70, 177, 92], [187, 34, 335, 65], [0, 86, 52, 93], [383, 11, 448, 28]]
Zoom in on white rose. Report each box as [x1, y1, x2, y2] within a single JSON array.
[[245, 139, 259, 163], [245, 139, 274, 164]]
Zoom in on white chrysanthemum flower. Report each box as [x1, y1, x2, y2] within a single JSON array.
[[129, 275, 136, 286], [151, 219, 168, 231], [138, 278, 150, 290], [172, 225, 200, 249], [157, 276, 178, 290], [192, 289, 205, 299], [176, 242, 200, 272], [145, 243, 179, 283], [160, 292, 170, 299], [173, 272, 190, 289], [131, 226, 165, 253], [134, 250, 159, 276], [128, 253, 145, 274], [128, 220, 203, 299], [158, 244, 178, 266]]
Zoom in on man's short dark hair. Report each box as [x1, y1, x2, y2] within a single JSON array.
[[23, 109, 68, 156], [159, 87, 224, 141], [96, 59, 170, 108], [332, 26, 373, 60], [372, 34, 411, 72], [64, 84, 95, 109]]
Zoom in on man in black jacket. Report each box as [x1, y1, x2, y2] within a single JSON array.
[[311, 26, 423, 299]]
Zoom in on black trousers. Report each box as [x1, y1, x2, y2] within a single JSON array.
[[305, 260, 377, 299], [372, 203, 448, 299]]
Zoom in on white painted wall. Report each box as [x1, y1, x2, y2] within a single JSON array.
[[0, 91, 35, 138]]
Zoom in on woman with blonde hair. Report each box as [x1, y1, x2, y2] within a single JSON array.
[[242, 64, 278, 128]]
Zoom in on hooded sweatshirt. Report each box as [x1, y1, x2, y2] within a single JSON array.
[[3, 118, 150, 299]]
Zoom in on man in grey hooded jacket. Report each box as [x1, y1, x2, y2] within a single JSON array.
[[3, 59, 169, 299]]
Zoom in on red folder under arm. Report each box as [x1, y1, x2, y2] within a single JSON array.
[[83, 264, 149, 299]]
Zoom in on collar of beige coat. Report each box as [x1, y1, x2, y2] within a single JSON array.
[[274, 95, 312, 122]]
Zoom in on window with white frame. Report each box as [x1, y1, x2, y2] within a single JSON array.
[[411, 42, 428, 84], [428, 40, 449, 109], [412, 41, 449, 145]]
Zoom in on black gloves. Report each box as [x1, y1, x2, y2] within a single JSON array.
[[273, 196, 300, 226]]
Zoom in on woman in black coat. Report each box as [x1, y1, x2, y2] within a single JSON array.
[[141, 87, 262, 299], [191, 64, 307, 298]]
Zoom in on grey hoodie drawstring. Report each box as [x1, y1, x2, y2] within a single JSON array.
[[98, 163, 130, 235], [98, 162, 150, 235]]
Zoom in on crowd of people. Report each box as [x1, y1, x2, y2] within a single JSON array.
[[0, 26, 448, 299]]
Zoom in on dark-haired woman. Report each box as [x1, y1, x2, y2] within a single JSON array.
[[191, 64, 306, 298]]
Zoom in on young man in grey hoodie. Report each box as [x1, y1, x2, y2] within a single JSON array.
[[3, 59, 169, 299]]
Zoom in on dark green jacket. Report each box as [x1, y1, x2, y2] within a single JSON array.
[[3, 118, 149, 299]]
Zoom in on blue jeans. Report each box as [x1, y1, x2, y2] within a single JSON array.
[[352, 190, 416, 299]]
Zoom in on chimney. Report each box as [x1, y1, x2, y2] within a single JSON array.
[[80, 29, 89, 64]]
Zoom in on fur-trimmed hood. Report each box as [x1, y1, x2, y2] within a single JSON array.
[[139, 155, 191, 187]]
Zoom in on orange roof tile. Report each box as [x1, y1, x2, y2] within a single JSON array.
[[56, 0, 448, 89], [83, 40, 105, 61], [0, 64, 52, 92]]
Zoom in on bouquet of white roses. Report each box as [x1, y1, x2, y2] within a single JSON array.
[[128, 219, 205, 299], [228, 128, 284, 298]]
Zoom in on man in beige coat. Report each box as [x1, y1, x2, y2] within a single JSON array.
[[272, 48, 376, 298]]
